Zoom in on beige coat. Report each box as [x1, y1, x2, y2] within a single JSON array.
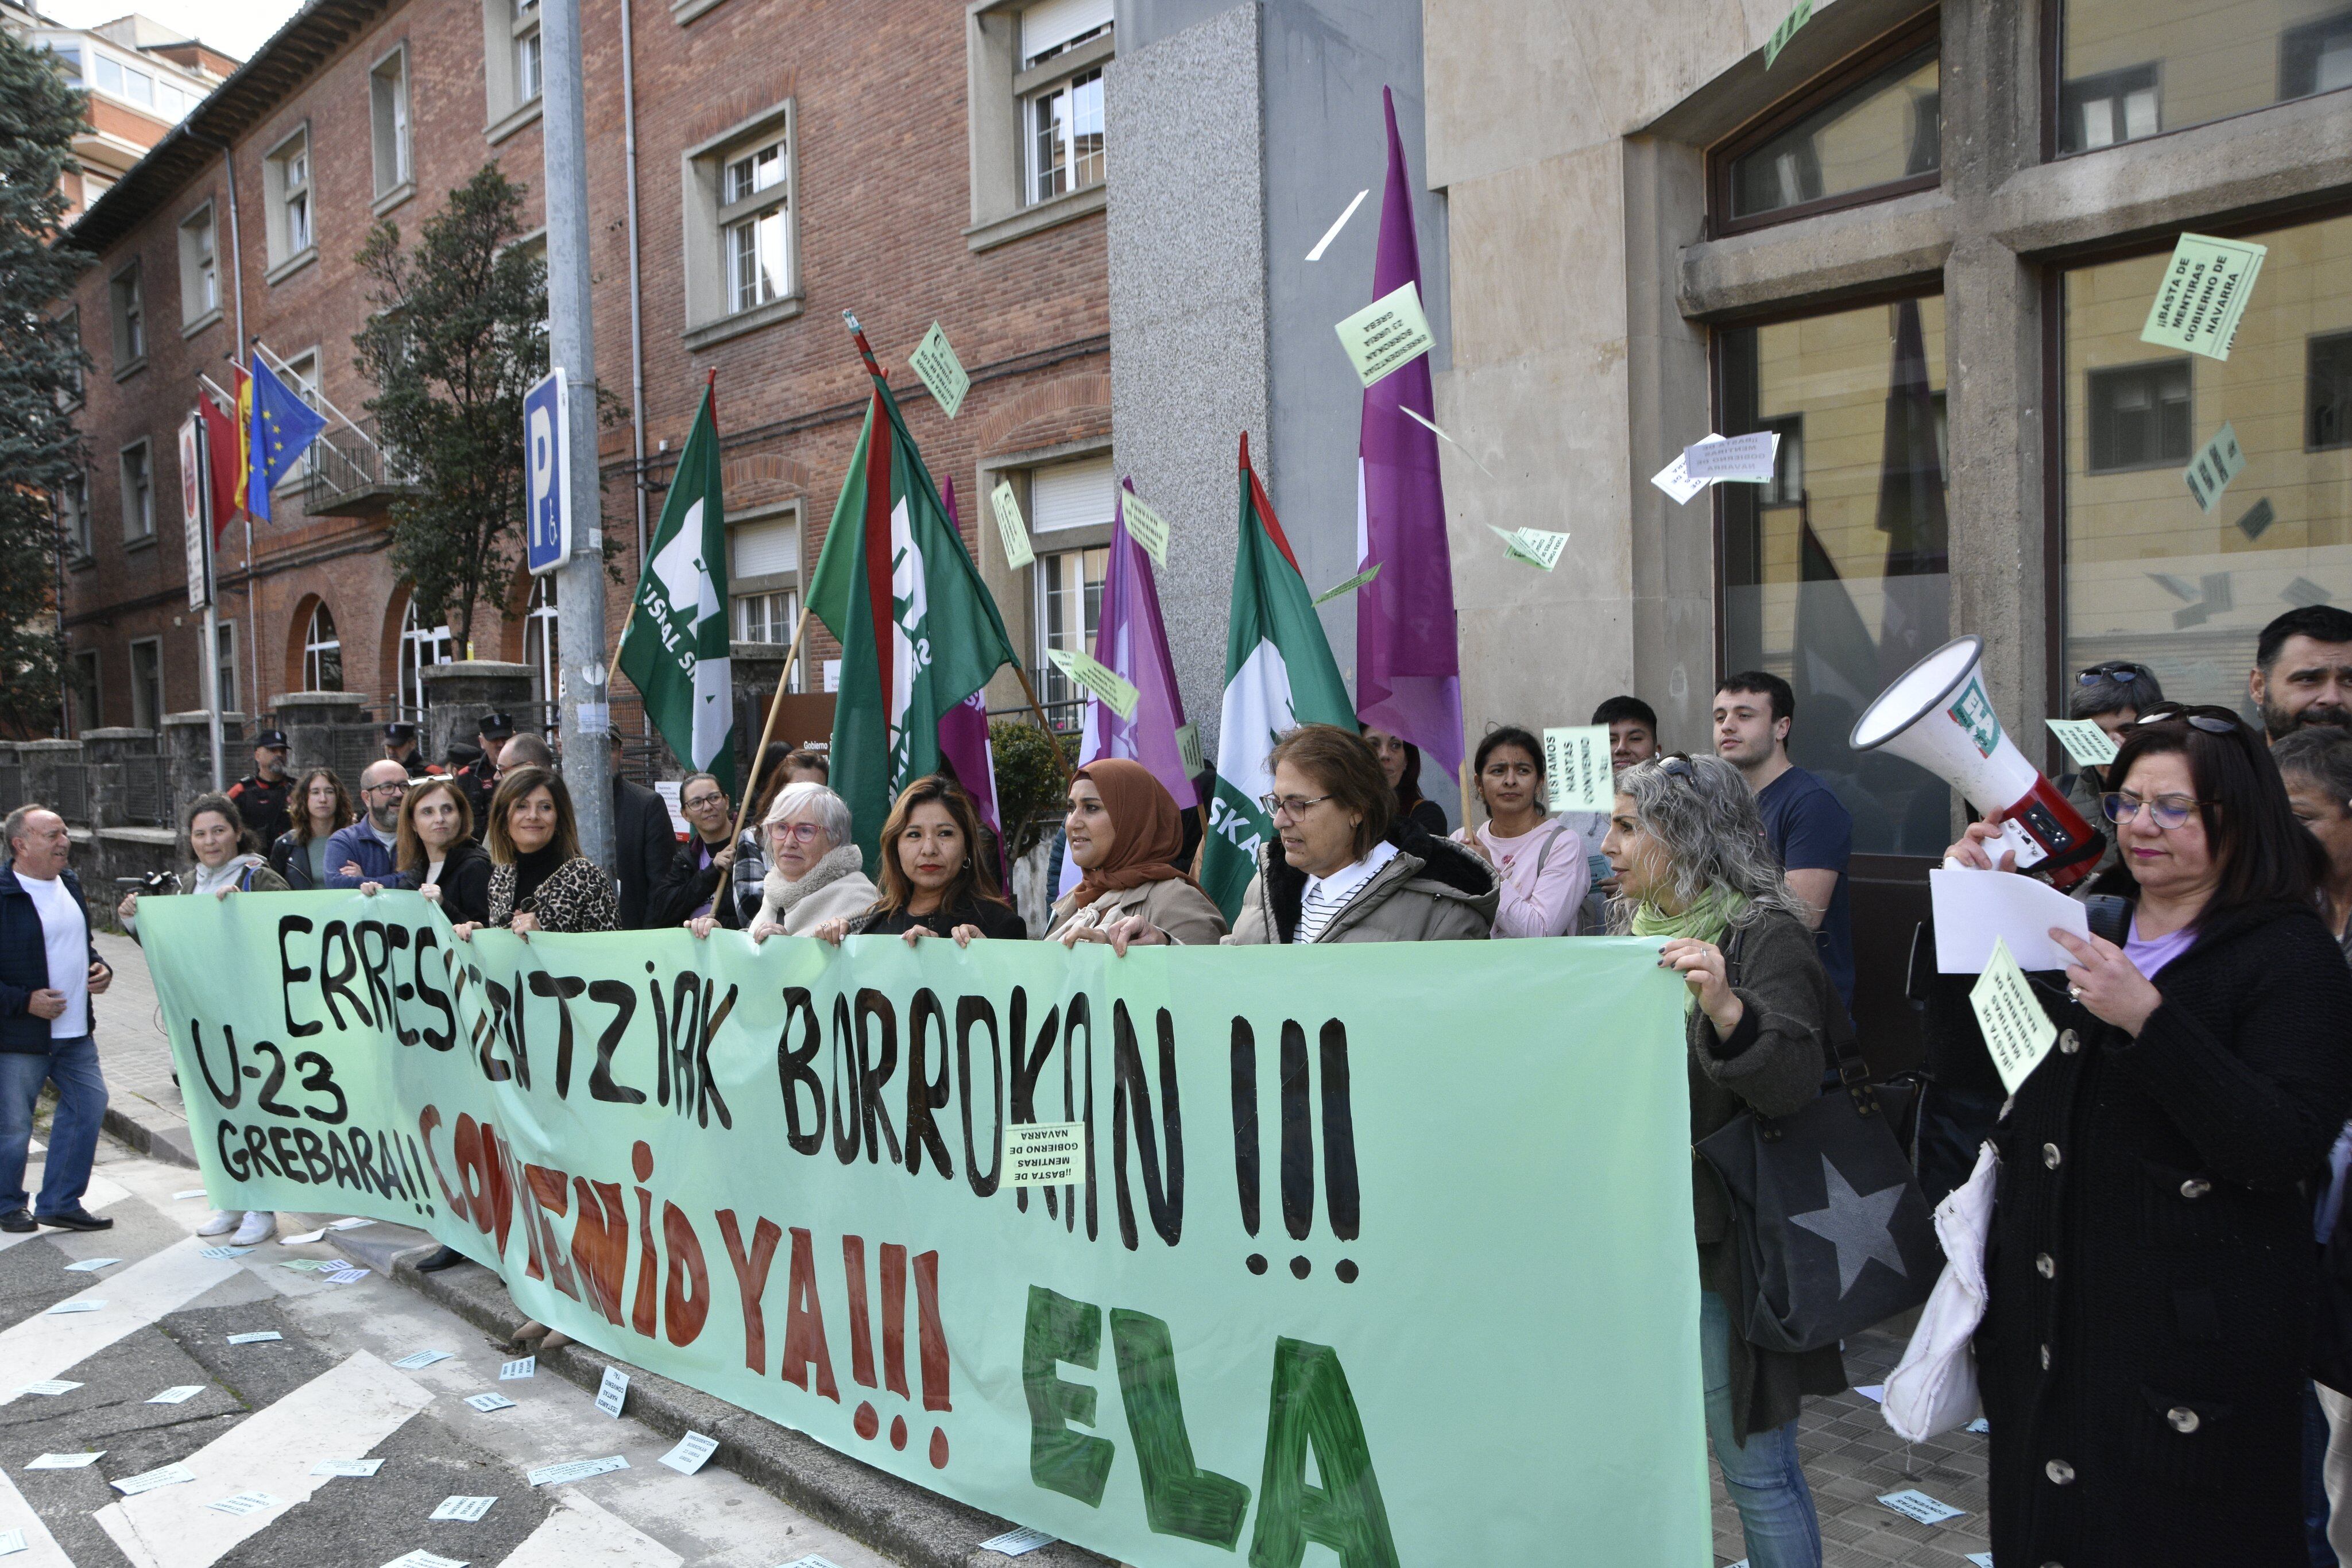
[[1047, 877, 1228, 946], [754, 845, 880, 935], [1220, 832, 1498, 944]]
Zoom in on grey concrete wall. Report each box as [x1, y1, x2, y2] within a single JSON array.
[[1105, 2, 1271, 760]]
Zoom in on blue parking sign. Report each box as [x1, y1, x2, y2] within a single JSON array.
[[524, 368, 570, 575]]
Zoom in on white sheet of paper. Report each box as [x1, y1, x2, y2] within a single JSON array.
[[1649, 435, 1727, 504], [392, 1350, 454, 1370], [327, 1217, 376, 1231], [1542, 726, 1614, 815], [279, 1228, 328, 1245], [1877, 1488, 1966, 1524], [594, 1366, 628, 1418], [1681, 430, 1779, 482], [498, 1358, 535, 1381], [1005, 1122, 1086, 1189], [980, 1527, 1058, 1556], [14, 1380, 80, 1397], [1966, 1418, 1990, 1434], [206, 1491, 283, 1516], [324, 1268, 372, 1284], [226, 1331, 283, 1344], [47, 1300, 103, 1314], [1930, 866, 2091, 973], [148, 1385, 206, 1404], [2045, 717, 2119, 769], [1852, 1384, 1885, 1403], [776, 1557, 845, 1568], [24, 1452, 103, 1469], [525, 1455, 628, 1488], [1304, 189, 1368, 261], [379, 1553, 468, 1568], [430, 1496, 497, 1522], [1972, 936, 2060, 1095], [0, 1528, 24, 1555], [198, 1246, 252, 1260], [1968, 1554, 1995, 1567], [61, 1257, 119, 1272], [463, 1393, 516, 1412], [173, 1188, 207, 1200], [111, 1463, 196, 1496], [313, 1457, 386, 1477], [659, 1431, 719, 1475]]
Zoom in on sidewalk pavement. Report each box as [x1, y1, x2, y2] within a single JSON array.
[[78, 930, 1994, 1566]]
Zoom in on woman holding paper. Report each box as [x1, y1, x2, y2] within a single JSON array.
[[1035, 760, 1225, 947], [694, 781, 876, 941], [1600, 752, 1840, 1568], [1939, 707, 2352, 1567], [1452, 726, 1588, 937], [450, 766, 619, 940]]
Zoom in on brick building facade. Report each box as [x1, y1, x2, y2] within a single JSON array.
[[57, 0, 1115, 760]]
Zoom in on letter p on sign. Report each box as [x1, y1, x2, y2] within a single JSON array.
[[524, 367, 570, 576]]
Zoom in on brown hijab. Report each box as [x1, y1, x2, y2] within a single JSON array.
[[1069, 758, 1196, 908]]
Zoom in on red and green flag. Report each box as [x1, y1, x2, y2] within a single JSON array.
[[808, 332, 1020, 872]]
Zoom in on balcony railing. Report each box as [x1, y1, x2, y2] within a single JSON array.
[[305, 416, 420, 516]]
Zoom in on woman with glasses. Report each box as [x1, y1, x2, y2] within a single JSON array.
[[2063, 660, 2165, 877], [650, 772, 744, 931], [1601, 751, 1840, 1568], [810, 777, 1024, 946], [1110, 724, 1495, 947], [690, 781, 876, 942], [1939, 706, 2352, 1567], [1453, 725, 1589, 938]]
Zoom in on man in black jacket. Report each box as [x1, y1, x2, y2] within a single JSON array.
[[610, 731, 678, 930]]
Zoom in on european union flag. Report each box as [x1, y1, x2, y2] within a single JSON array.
[[247, 358, 328, 522]]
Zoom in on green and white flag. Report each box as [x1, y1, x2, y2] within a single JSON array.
[[808, 366, 1020, 872], [1201, 434, 1358, 919], [618, 382, 734, 793]]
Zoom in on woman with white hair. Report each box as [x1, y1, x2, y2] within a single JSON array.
[[1602, 751, 1839, 1568], [687, 781, 875, 942]]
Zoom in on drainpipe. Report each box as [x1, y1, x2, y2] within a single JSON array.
[[620, 0, 650, 736], [192, 127, 254, 722]]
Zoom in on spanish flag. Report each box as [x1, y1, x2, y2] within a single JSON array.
[[231, 363, 253, 519]]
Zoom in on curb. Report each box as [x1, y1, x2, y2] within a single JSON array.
[[100, 1103, 198, 1168], [346, 1236, 1123, 1568]]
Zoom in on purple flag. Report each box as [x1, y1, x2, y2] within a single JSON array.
[[936, 480, 1004, 874], [1354, 84, 1464, 775]]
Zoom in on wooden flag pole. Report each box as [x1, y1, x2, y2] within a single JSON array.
[[728, 607, 814, 848]]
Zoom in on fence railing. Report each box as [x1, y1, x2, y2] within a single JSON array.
[[304, 416, 420, 512], [119, 754, 167, 825], [51, 763, 88, 824]]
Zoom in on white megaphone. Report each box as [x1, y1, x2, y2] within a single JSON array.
[[1850, 634, 2105, 889]]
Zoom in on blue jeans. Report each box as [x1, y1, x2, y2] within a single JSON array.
[[1703, 1290, 1824, 1568], [0, 1036, 107, 1217]]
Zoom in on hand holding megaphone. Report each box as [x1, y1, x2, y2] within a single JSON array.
[[1852, 636, 2106, 890]]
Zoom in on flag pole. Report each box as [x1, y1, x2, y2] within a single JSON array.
[[727, 607, 812, 848], [840, 309, 1071, 779]]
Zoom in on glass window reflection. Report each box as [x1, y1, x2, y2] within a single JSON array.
[[1726, 44, 1939, 221], [2059, 0, 2352, 155]]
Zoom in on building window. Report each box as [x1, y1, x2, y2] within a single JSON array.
[[57, 308, 83, 409], [1719, 294, 1952, 855], [2064, 212, 2352, 707], [304, 602, 344, 692], [398, 597, 454, 715], [119, 440, 154, 541], [2312, 331, 2352, 451], [129, 638, 163, 729], [109, 260, 144, 371], [265, 127, 315, 272], [1027, 455, 1115, 535], [1713, 20, 1940, 230], [485, 0, 544, 134], [1036, 545, 1109, 708], [728, 509, 801, 687], [517, 0, 544, 100], [58, 470, 90, 561], [2057, 0, 2352, 158], [67, 649, 100, 735], [522, 576, 559, 706], [370, 47, 413, 200], [966, 0, 1113, 249], [1027, 66, 1105, 205], [734, 588, 798, 645], [681, 102, 799, 344], [724, 137, 792, 315], [45, 42, 82, 80], [214, 622, 239, 714], [178, 203, 219, 327], [2085, 360, 2192, 473]]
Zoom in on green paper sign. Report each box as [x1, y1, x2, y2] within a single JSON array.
[[1174, 722, 1203, 776], [1312, 563, 1383, 606], [1334, 282, 1435, 389], [136, 893, 1710, 1568], [1543, 725, 1614, 814], [1121, 492, 1171, 571], [2045, 718, 2119, 770], [908, 323, 970, 419], [2182, 423, 2245, 514], [1047, 646, 1140, 721], [1488, 525, 1569, 571], [991, 481, 1034, 570], [2140, 235, 2267, 362], [1764, 0, 1813, 67]]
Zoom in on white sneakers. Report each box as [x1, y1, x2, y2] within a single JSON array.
[[196, 1209, 238, 1237], [230, 1211, 276, 1245]]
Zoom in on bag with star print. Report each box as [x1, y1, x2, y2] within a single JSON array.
[[1696, 927, 1942, 1354]]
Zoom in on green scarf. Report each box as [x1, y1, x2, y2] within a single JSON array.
[[1627, 885, 1744, 946]]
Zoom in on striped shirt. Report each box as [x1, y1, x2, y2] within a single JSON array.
[[1293, 842, 1398, 944]]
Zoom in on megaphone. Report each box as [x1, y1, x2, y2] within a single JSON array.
[[1849, 634, 2106, 889]]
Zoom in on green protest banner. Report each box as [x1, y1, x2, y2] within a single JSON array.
[[138, 893, 1709, 1566]]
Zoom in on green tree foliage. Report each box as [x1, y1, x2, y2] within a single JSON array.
[[0, 32, 92, 734], [352, 165, 546, 653], [989, 718, 1077, 861]]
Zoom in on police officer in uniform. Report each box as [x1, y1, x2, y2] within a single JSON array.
[[454, 711, 515, 839], [383, 722, 440, 780], [226, 729, 294, 846]]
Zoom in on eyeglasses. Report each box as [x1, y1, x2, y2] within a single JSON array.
[[680, 793, 727, 811], [2102, 791, 2213, 830], [1259, 792, 1334, 820], [362, 782, 407, 796], [2078, 661, 2153, 687], [768, 821, 825, 843]]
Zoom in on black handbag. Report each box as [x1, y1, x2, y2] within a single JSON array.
[[1695, 925, 1943, 1354]]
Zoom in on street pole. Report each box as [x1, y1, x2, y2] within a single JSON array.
[[540, 0, 614, 874]]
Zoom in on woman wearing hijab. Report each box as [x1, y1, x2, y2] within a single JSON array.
[[1041, 759, 1227, 947]]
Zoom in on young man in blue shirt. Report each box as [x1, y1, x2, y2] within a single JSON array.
[[1714, 671, 1854, 1016]]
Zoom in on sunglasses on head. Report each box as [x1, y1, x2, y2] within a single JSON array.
[[1658, 753, 1697, 784], [2077, 661, 2153, 687], [2130, 704, 2246, 737]]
